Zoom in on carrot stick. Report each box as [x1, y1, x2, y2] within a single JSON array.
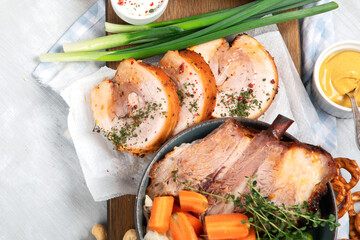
[[148, 196, 174, 233], [172, 204, 182, 213], [179, 190, 208, 213], [170, 212, 198, 240], [183, 212, 203, 236], [205, 213, 250, 240]]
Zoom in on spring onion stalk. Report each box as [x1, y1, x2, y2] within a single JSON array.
[[114, 30, 198, 53], [252, 0, 320, 19], [151, 0, 283, 49], [63, 0, 261, 53], [63, 26, 183, 52], [98, 2, 338, 61], [39, 51, 109, 62], [39, 2, 338, 62], [105, 8, 230, 33]]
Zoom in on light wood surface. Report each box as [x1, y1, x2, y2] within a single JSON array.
[[106, 1, 301, 239]]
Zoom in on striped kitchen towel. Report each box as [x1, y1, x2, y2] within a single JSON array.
[[302, 1, 345, 239], [301, 0, 338, 153], [32, 0, 106, 92]]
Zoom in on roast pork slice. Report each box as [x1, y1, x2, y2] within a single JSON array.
[[206, 122, 291, 215], [188, 38, 230, 85], [90, 58, 180, 157], [147, 120, 254, 199], [159, 50, 217, 134], [190, 34, 279, 119]]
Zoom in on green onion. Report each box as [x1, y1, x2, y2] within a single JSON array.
[[39, 51, 108, 62], [39, 1, 338, 62], [105, 8, 230, 33], [101, 0, 319, 55], [98, 2, 338, 61], [63, 0, 317, 53], [152, 0, 283, 48], [63, 26, 183, 52], [104, 0, 320, 34], [63, 0, 262, 52], [115, 30, 198, 53], [251, 0, 320, 19]]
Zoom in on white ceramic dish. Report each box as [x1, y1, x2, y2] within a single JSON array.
[[110, 0, 168, 25], [312, 41, 360, 118]]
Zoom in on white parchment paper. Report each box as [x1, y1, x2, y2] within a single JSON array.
[[61, 27, 333, 201]]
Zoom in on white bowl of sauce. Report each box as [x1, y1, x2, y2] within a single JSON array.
[[111, 0, 168, 25], [312, 41, 360, 118]]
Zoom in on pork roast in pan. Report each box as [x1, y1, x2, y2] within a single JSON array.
[[147, 115, 337, 214]]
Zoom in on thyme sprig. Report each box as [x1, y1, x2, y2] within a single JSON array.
[[172, 172, 339, 239]]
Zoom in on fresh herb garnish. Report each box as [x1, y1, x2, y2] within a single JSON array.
[[100, 100, 165, 149], [176, 89, 185, 106], [219, 89, 261, 117], [171, 172, 339, 239]]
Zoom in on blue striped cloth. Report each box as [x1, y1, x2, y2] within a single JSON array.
[[301, 0, 338, 154], [301, 1, 346, 239], [32, 0, 106, 89]]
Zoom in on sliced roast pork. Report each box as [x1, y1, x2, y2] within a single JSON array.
[[147, 120, 254, 199], [90, 58, 180, 157], [188, 38, 230, 81], [158, 50, 217, 134], [190, 34, 279, 119], [146, 115, 337, 215]]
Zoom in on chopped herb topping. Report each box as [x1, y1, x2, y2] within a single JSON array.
[[188, 99, 199, 114], [176, 89, 185, 106], [219, 89, 261, 118], [99, 100, 164, 149]]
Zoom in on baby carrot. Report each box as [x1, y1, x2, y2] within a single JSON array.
[[170, 212, 198, 240], [183, 212, 203, 236], [179, 190, 208, 213], [148, 196, 174, 233], [205, 213, 250, 239]]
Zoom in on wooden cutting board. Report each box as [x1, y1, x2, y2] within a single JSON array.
[[106, 1, 301, 239]]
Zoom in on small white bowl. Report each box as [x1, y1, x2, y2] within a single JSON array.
[[312, 41, 360, 118], [110, 0, 168, 25]]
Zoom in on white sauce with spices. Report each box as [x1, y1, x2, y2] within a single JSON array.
[[117, 0, 164, 17]]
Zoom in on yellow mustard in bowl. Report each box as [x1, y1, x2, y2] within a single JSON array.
[[319, 51, 360, 108]]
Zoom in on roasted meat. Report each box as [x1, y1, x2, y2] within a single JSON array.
[[147, 115, 337, 215], [189, 34, 279, 119], [90, 58, 180, 156], [159, 50, 217, 134]]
